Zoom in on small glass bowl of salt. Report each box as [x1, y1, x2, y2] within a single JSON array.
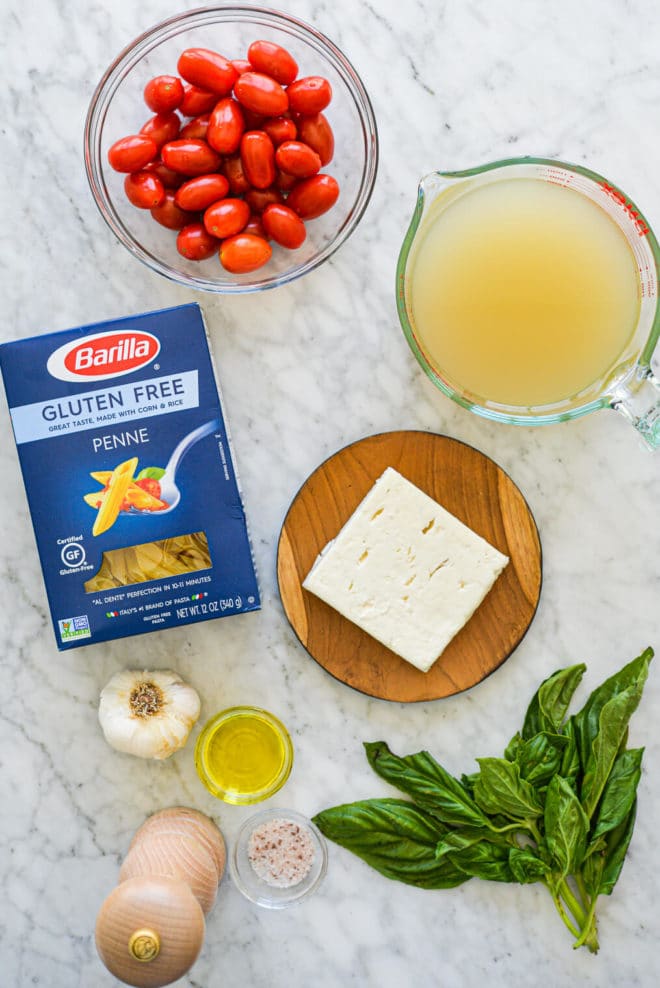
[[230, 808, 328, 908]]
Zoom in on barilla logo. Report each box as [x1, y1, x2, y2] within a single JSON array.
[[46, 330, 160, 382]]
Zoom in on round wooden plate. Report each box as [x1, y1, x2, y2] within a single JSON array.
[[277, 431, 542, 702]]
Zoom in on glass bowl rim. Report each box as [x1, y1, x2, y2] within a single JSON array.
[[84, 3, 379, 293], [229, 806, 328, 907], [194, 705, 294, 804]]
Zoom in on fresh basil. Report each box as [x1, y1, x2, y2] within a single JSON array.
[[136, 466, 166, 480], [364, 742, 491, 830], [311, 798, 468, 889], [315, 650, 653, 954]]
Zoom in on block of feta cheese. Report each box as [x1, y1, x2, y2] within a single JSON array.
[[302, 467, 509, 673]]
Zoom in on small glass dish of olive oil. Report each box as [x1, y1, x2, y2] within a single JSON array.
[[194, 706, 294, 804]]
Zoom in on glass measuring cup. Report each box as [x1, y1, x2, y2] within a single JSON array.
[[396, 157, 660, 447]]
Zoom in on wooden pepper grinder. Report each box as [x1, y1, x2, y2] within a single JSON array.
[[95, 807, 226, 988]]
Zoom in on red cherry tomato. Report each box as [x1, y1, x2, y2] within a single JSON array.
[[176, 223, 219, 260], [234, 72, 288, 116], [223, 153, 251, 195], [140, 112, 181, 149], [144, 75, 184, 113], [231, 59, 252, 75], [243, 214, 269, 239], [143, 159, 184, 189], [161, 139, 221, 176], [180, 84, 218, 116], [262, 115, 297, 146], [287, 76, 332, 115], [245, 187, 283, 214], [247, 40, 298, 86], [207, 97, 245, 154], [297, 112, 334, 165], [107, 135, 157, 173], [178, 48, 237, 95], [275, 169, 298, 192], [219, 233, 272, 273], [150, 190, 195, 229], [262, 203, 306, 249], [180, 114, 210, 140], [203, 198, 250, 238], [287, 173, 339, 219], [240, 130, 275, 189], [124, 171, 165, 209], [275, 140, 321, 178], [175, 173, 230, 211]]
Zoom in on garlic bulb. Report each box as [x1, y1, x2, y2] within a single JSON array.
[[99, 670, 201, 760]]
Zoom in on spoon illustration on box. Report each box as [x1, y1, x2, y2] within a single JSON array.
[[84, 419, 220, 533]]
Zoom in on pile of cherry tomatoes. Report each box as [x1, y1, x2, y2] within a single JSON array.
[[107, 42, 339, 274]]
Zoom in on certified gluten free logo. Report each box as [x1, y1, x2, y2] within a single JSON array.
[[60, 542, 86, 568]]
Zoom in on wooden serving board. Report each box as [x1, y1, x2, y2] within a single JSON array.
[[277, 431, 542, 702]]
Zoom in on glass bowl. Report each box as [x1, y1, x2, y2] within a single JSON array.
[[194, 706, 294, 804], [230, 808, 328, 907], [84, 5, 378, 292]]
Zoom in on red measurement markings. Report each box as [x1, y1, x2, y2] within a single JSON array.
[[599, 181, 649, 236]]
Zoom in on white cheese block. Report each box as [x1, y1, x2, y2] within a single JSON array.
[[302, 467, 509, 673]]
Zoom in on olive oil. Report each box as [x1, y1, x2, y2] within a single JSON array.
[[195, 707, 293, 804], [408, 178, 640, 407]]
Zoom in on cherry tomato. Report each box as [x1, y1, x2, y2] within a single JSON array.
[[140, 112, 181, 149], [203, 198, 250, 238], [240, 130, 275, 189], [143, 159, 184, 189], [245, 187, 283, 214], [262, 203, 306, 249], [275, 168, 298, 192], [234, 72, 288, 116], [175, 173, 230, 211], [144, 75, 184, 113], [231, 59, 252, 75], [178, 48, 237, 95], [180, 84, 218, 116], [150, 190, 195, 229], [297, 112, 334, 165], [262, 115, 297, 146], [223, 153, 251, 194], [247, 40, 298, 86], [275, 140, 321, 178], [161, 139, 221, 175], [176, 223, 219, 260], [287, 173, 339, 219], [287, 76, 332, 115], [124, 171, 165, 209], [207, 97, 245, 154], [107, 135, 157, 173], [219, 233, 272, 273], [243, 214, 269, 239], [180, 114, 210, 140]]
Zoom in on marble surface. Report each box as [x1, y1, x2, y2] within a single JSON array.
[[1, 0, 660, 985]]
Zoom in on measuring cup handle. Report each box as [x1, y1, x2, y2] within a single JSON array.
[[611, 368, 660, 449]]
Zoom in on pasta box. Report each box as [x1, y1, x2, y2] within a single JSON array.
[[0, 303, 260, 649]]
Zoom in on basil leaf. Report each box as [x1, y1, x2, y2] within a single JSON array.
[[516, 732, 569, 788], [446, 840, 515, 883], [599, 799, 638, 895], [581, 681, 649, 820], [312, 798, 468, 889], [436, 828, 509, 859], [509, 846, 550, 884], [504, 732, 522, 762], [559, 717, 581, 784], [544, 776, 590, 879], [573, 648, 652, 772], [522, 664, 587, 739], [591, 748, 643, 841], [364, 741, 491, 830], [473, 758, 544, 821], [136, 466, 166, 480], [581, 843, 606, 896]]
